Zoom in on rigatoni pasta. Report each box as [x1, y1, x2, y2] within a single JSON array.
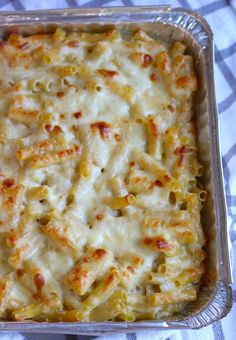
[[0, 28, 205, 322]]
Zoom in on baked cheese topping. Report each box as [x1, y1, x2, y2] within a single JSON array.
[[0, 29, 206, 322]]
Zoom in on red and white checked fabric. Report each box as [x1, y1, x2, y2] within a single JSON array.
[[0, 1, 235, 340]]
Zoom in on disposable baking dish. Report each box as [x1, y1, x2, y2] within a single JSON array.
[[0, 6, 232, 334]]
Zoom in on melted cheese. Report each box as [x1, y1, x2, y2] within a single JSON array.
[[0, 29, 205, 322]]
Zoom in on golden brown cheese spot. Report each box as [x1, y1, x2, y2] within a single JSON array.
[[9, 246, 29, 268], [156, 51, 171, 72], [143, 236, 173, 253], [176, 76, 197, 90], [10, 109, 40, 123], [91, 121, 112, 139], [6, 230, 18, 247], [164, 174, 171, 183], [97, 69, 119, 78], [0, 281, 7, 294], [29, 145, 81, 168], [56, 91, 65, 98], [96, 214, 104, 221], [15, 139, 56, 161], [130, 52, 153, 68], [148, 116, 158, 137], [103, 269, 118, 288], [55, 126, 63, 135], [71, 268, 88, 285], [73, 112, 82, 119], [68, 146, 80, 155], [154, 180, 163, 187], [33, 272, 45, 300], [150, 73, 158, 81], [44, 124, 63, 135], [93, 248, 107, 260], [143, 54, 153, 67], [135, 176, 147, 184], [3, 178, 15, 188], [64, 248, 108, 295], [114, 133, 121, 142], [174, 144, 189, 167], [33, 271, 46, 300], [0, 176, 24, 225], [133, 256, 144, 266], [40, 223, 75, 250], [34, 273, 45, 290], [82, 256, 90, 264], [16, 269, 25, 278], [127, 265, 135, 273], [67, 40, 80, 48]]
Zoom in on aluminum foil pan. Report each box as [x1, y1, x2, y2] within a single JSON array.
[[0, 6, 232, 334]]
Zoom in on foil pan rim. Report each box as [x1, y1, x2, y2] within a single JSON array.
[[0, 6, 232, 331]]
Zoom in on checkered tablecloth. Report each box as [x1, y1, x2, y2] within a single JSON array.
[[0, 0, 235, 340]]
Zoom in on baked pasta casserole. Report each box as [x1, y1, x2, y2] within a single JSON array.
[[0, 28, 206, 322]]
